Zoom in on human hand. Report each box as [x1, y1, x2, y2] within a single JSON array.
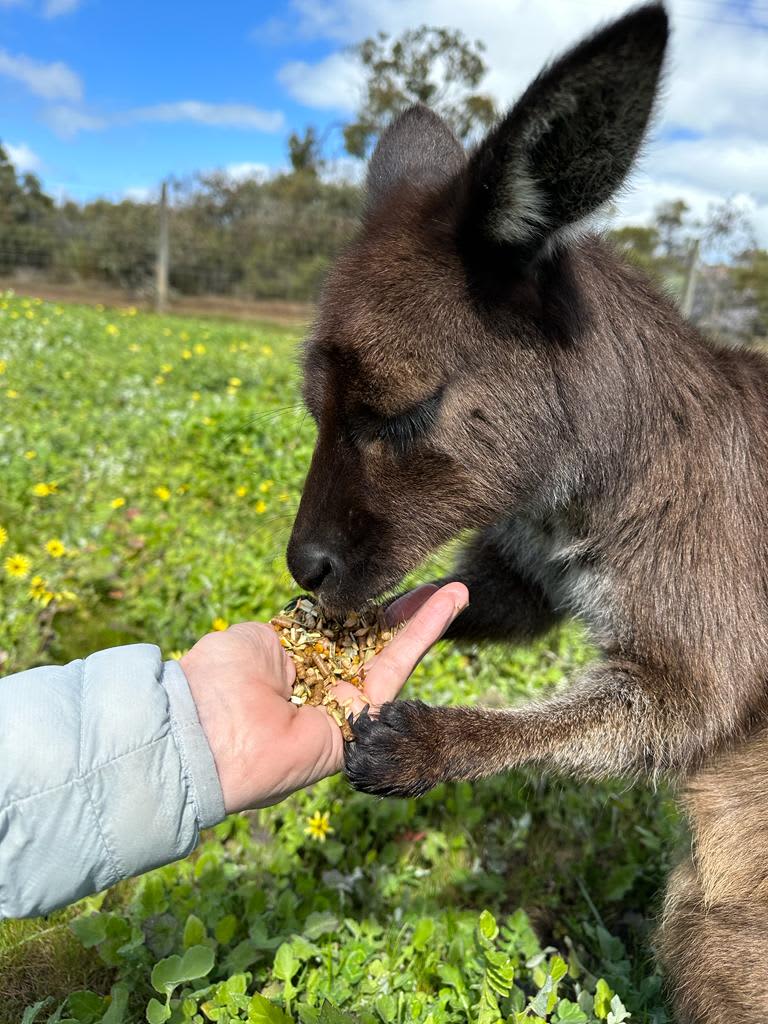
[[181, 583, 469, 813]]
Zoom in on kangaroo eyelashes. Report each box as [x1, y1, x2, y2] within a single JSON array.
[[347, 386, 446, 454]]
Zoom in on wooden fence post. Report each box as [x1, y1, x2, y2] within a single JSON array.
[[155, 180, 169, 314]]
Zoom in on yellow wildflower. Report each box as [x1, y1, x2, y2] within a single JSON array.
[[193, 343, 206, 355], [259, 480, 274, 493], [212, 617, 228, 632], [0, 525, 7, 547], [278, 492, 290, 503], [5, 554, 31, 579], [235, 485, 248, 498], [45, 538, 66, 558], [169, 650, 185, 661], [228, 377, 242, 388], [29, 575, 53, 606], [0, 359, 6, 374], [260, 345, 273, 358], [24, 450, 36, 459], [154, 486, 171, 501], [255, 499, 267, 514], [6, 389, 19, 399], [182, 349, 192, 360], [191, 391, 201, 402], [154, 375, 165, 386], [304, 812, 334, 842], [160, 363, 173, 374], [128, 343, 141, 353], [110, 497, 126, 509], [179, 330, 190, 342], [105, 324, 119, 337], [32, 482, 57, 497]]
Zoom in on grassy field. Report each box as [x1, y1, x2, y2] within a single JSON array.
[[0, 293, 682, 1024]]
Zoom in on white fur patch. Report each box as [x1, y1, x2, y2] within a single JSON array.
[[494, 514, 615, 641], [489, 158, 550, 245]]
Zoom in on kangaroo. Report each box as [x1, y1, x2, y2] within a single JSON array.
[[286, 4, 768, 1019]]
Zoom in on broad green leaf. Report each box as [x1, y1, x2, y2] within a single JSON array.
[[273, 942, 297, 982], [555, 999, 589, 1023], [69, 914, 108, 949], [152, 955, 184, 995], [247, 994, 292, 1023], [607, 994, 631, 1024], [478, 910, 498, 943], [66, 991, 104, 1023], [303, 912, 339, 940], [21, 999, 53, 1024], [146, 999, 171, 1024], [594, 979, 614, 1020], [102, 983, 130, 1024], [180, 945, 216, 982], [412, 918, 434, 952], [214, 915, 238, 945], [183, 915, 207, 949]]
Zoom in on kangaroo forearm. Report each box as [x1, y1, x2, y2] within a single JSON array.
[[346, 663, 736, 796]]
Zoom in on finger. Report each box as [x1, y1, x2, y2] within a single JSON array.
[[385, 583, 439, 626], [227, 621, 295, 697], [360, 583, 469, 708]]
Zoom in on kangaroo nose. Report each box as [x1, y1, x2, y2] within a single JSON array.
[[289, 543, 339, 594]]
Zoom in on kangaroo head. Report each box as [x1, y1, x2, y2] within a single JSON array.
[[287, 3, 669, 614]]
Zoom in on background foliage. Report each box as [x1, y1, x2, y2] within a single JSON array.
[[0, 294, 682, 1023]]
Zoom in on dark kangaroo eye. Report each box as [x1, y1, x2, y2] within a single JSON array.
[[349, 386, 445, 455]]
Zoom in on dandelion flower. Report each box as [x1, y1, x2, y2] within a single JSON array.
[[258, 480, 274, 493], [110, 497, 126, 509], [154, 486, 171, 501], [161, 363, 173, 374], [45, 538, 66, 558], [191, 391, 201, 402], [32, 482, 57, 497], [255, 499, 267, 514], [182, 349, 192, 360], [5, 554, 31, 579], [6, 389, 19, 399], [194, 343, 206, 355], [235, 485, 248, 498], [0, 525, 7, 547], [228, 377, 242, 388], [0, 359, 6, 374], [212, 617, 228, 632], [105, 324, 119, 337], [24, 450, 36, 460], [260, 345, 273, 358], [304, 812, 334, 842]]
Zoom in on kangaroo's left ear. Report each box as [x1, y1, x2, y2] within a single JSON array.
[[462, 2, 669, 266]]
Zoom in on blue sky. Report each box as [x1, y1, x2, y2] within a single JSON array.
[[1, 0, 767, 241]]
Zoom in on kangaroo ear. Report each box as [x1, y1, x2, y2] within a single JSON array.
[[365, 104, 467, 214], [462, 3, 669, 265]]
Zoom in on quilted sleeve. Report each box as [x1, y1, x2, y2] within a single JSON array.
[[0, 645, 225, 919]]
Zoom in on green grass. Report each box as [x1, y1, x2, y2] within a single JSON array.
[[0, 293, 682, 1024]]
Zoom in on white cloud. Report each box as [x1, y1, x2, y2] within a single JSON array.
[[4, 141, 42, 173], [45, 101, 284, 138], [225, 161, 271, 182], [43, 0, 81, 15], [45, 105, 107, 138], [275, 0, 768, 245], [0, 48, 82, 101], [127, 101, 284, 132], [278, 51, 365, 112], [123, 185, 153, 202]]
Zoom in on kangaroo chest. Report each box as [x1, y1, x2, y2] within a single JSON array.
[[498, 514, 613, 635]]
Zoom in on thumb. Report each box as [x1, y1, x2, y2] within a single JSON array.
[[334, 583, 468, 713]]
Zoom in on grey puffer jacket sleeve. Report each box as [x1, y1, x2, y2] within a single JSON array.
[[0, 645, 226, 919]]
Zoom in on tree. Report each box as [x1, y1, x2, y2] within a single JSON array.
[[731, 249, 768, 338], [343, 26, 496, 158], [288, 126, 324, 177]]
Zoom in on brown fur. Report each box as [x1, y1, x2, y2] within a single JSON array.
[[285, 5, 768, 1018]]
